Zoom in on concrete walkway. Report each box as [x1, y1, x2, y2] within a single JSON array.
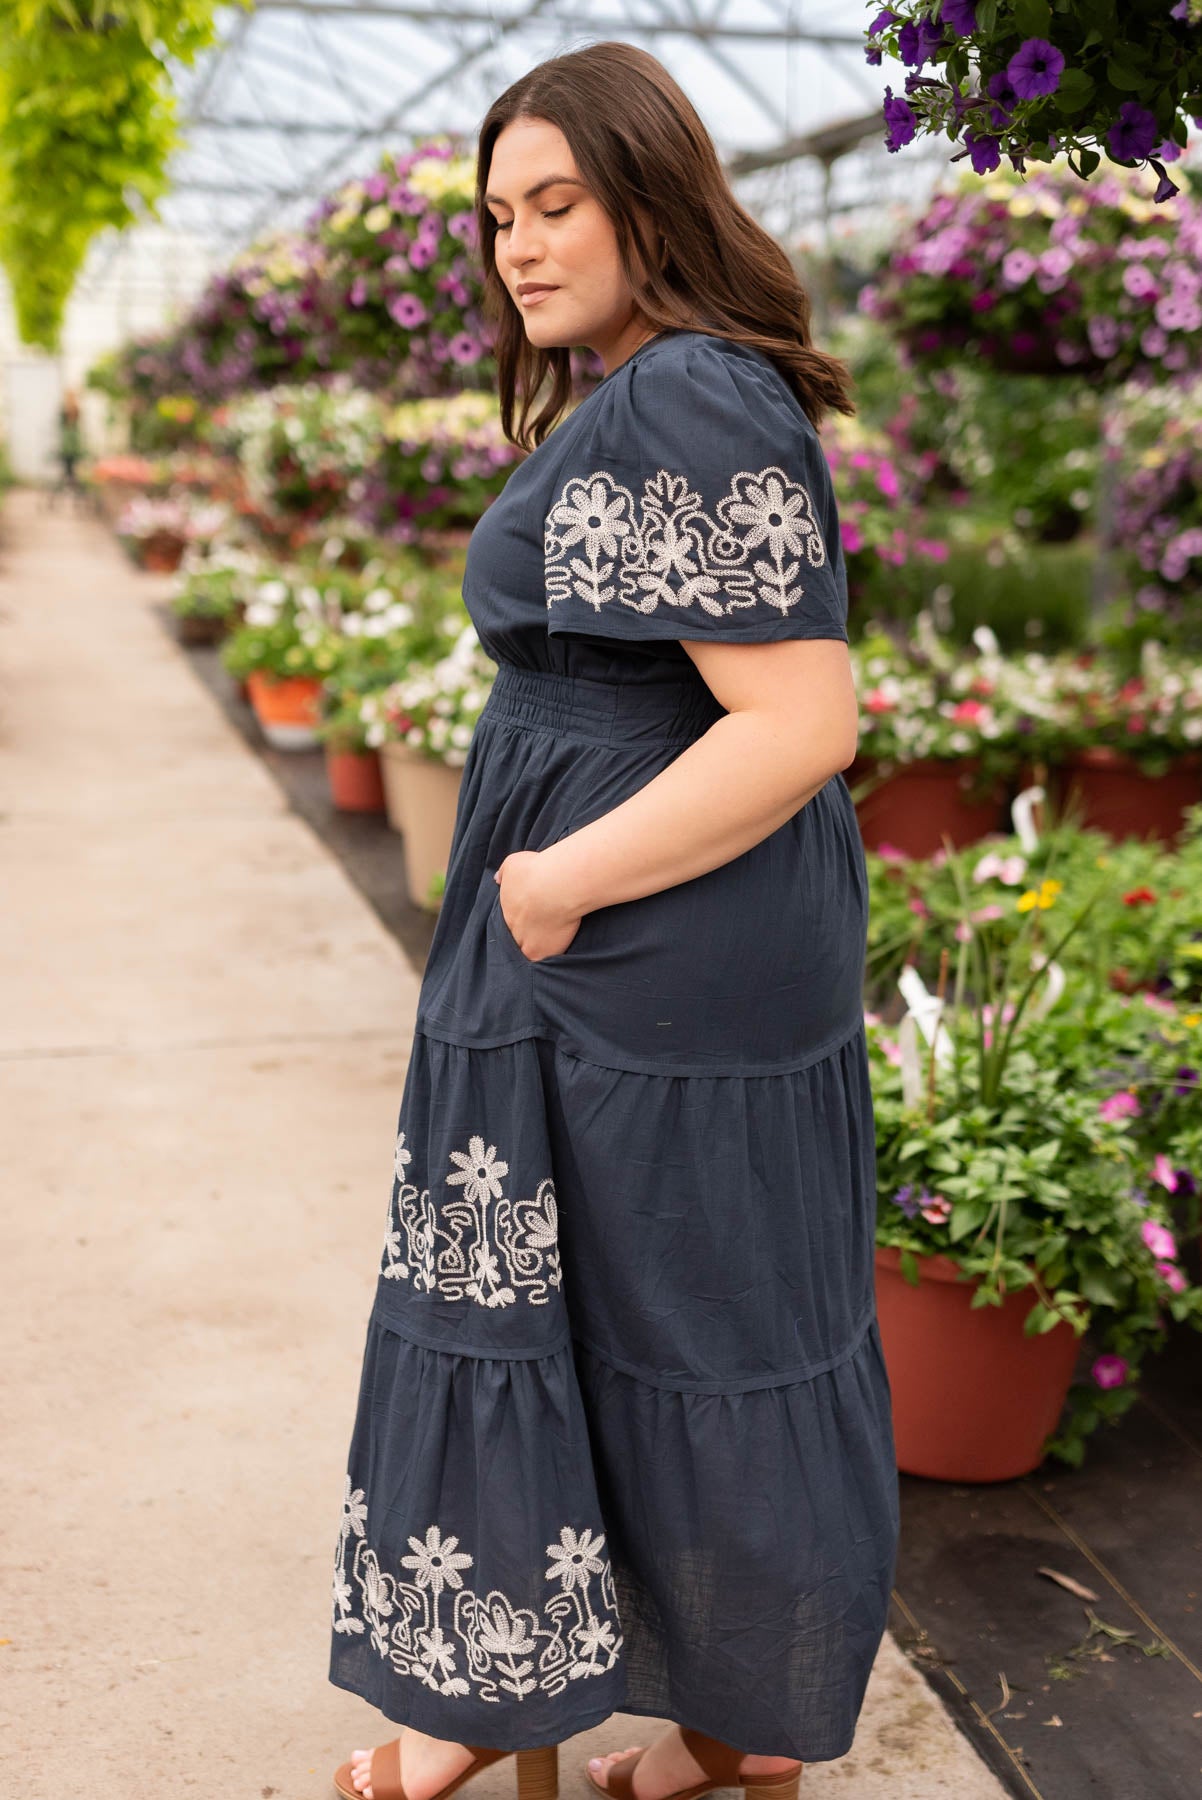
[[0, 490, 1009, 1800]]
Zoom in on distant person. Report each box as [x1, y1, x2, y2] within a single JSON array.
[[51, 390, 86, 509]]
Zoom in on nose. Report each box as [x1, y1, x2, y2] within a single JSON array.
[[501, 215, 544, 272]]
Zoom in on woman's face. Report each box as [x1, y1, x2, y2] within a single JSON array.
[[484, 116, 656, 372]]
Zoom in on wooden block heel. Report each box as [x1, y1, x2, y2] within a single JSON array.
[[515, 1743, 560, 1800], [743, 1772, 802, 1800]]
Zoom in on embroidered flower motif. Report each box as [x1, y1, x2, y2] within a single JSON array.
[[401, 1524, 475, 1594], [447, 1134, 509, 1206], [718, 468, 826, 566], [330, 1483, 624, 1700], [546, 1526, 607, 1592], [381, 1131, 562, 1307], [545, 460, 831, 623]]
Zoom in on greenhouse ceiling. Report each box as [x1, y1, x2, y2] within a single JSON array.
[[161, 0, 941, 252]]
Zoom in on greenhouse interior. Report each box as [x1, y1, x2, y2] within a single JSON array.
[[3, 4, 1201, 1799]]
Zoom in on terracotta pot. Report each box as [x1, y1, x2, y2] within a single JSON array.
[[378, 745, 462, 911], [245, 671, 324, 749], [326, 746, 386, 813], [1056, 747, 1202, 847], [379, 739, 419, 835], [849, 756, 1008, 859], [175, 612, 229, 647], [874, 1245, 1082, 1482], [139, 534, 186, 573]]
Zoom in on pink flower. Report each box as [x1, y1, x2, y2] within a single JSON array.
[[973, 851, 1027, 885], [920, 1194, 952, 1224], [1156, 1261, 1187, 1292], [1091, 1354, 1129, 1389], [1141, 1218, 1177, 1260], [1152, 1153, 1179, 1192], [875, 841, 909, 862], [908, 897, 931, 918], [879, 1036, 903, 1066], [1098, 1090, 1141, 1121], [952, 698, 985, 723], [842, 520, 864, 554], [971, 904, 1004, 923]]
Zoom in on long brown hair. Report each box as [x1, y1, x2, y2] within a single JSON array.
[[474, 40, 855, 451]]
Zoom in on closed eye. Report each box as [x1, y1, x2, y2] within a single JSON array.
[[493, 205, 573, 231]]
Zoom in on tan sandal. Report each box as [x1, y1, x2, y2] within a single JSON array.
[[333, 1736, 559, 1800], [583, 1724, 801, 1800]]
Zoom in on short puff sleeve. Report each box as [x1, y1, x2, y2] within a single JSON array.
[[544, 334, 848, 646]]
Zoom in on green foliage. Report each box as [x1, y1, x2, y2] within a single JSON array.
[[0, 0, 238, 347]]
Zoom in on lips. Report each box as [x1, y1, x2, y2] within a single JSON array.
[[519, 285, 558, 297]]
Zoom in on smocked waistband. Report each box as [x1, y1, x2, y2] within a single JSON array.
[[479, 660, 725, 747]]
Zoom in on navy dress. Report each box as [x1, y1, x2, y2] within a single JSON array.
[[328, 328, 900, 1763]]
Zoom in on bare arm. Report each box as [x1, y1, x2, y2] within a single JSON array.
[[497, 637, 860, 958]]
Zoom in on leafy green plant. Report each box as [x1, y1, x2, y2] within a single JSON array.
[[0, 0, 239, 347]]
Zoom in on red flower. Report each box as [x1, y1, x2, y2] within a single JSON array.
[[1123, 887, 1157, 906]]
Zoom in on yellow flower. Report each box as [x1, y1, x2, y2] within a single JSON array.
[[1183, 1012, 1201, 1027], [1095, 855, 1110, 867], [363, 204, 391, 233], [1017, 890, 1039, 912], [1041, 878, 1063, 897]]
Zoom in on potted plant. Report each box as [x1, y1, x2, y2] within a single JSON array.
[[871, 844, 1202, 1479], [367, 620, 494, 910], [114, 493, 230, 573], [1021, 643, 1202, 846], [849, 625, 1017, 857], [168, 544, 263, 646], [220, 578, 341, 748]]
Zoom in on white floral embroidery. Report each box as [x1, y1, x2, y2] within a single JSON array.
[[331, 1481, 623, 1701], [545, 462, 828, 620], [381, 1130, 562, 1308]]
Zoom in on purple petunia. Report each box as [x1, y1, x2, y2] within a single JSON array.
[[1109, 100, 1161, 161], [387, 293, 428, 329], [869, 7, 898, 30], [1007, 37, 1065, 99], [883, 86, 919, 152], [964, 127, 1002, 173], [1153, 163, 1181, 203], [892, 1184, 921, 1218], [942, 0, 977, 31], [898, 17, 944, 65]]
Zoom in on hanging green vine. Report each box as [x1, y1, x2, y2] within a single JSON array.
[[0, 1, 240, 347]]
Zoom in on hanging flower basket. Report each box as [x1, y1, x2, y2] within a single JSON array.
[[1057, 747, 1202, 847], [874, 1245, 1082, 1482], [325, 746, 386, 813], [850, 754, 1008, 858], [245, 671, 324, 749]]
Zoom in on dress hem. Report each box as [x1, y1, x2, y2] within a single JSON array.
[[326, 1664, 862, 1763]]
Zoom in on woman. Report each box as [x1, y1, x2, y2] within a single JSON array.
[[330, 40, 899, 1800]]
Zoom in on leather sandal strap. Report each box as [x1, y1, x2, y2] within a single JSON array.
[[370, 1739, 408, 1800], [602, 1746, 650, 1800], [677, 1726, 747, 1788]]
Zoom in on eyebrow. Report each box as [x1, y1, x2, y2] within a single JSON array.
[[483, 174, 586, 207]]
